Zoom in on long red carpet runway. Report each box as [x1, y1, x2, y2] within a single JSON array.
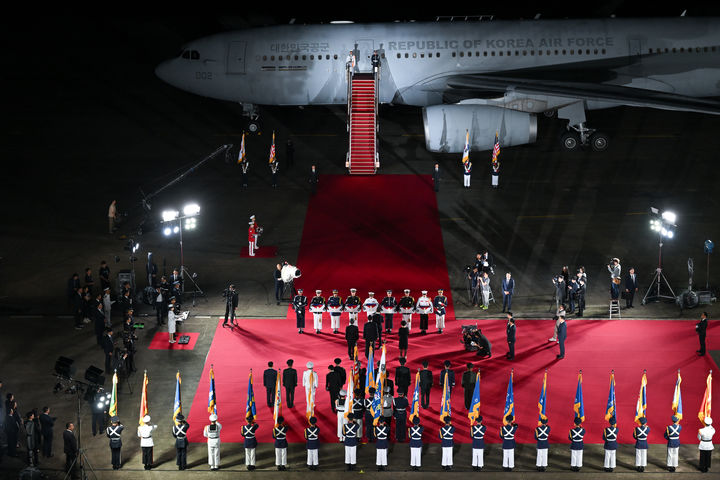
[[186, 176, 717, 444]]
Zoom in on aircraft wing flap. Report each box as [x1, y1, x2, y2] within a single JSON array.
[[445, 75, 720, 115]]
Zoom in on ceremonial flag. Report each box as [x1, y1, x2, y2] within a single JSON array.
[[491, 131, 500, 162], [246, 370, 256, 421], [409, 371, 421, 423], [377, 343, 387, 393], [605, 370, 617, 421], [344, 373, 355, 421], [273, 369, 282, 426], [138, 370, 149, 425], [365, 346, 375, 396], [698, 370, 712, 424], [503, 370, 514, 425], [461, 130, 470, 164], [208, 365, 217, 415], [306, 369, 317, 421], [352, 345, 360, 388], [108, 370, 118, 418], [672, 370, 683, 421], [537, 370, 548, 426], [468, 371, 482, 424], [371, 380, 383, 425], [268, 131, 276, 164], [439, 369, 452, 421], [635, 370, 648, 425], [574, 371, 585, 422], [238, 132, 246, 164], [173, 371, 182, 426]]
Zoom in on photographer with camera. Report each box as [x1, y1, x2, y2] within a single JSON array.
[[468, 267, 480, 307], [222, 284, 238, 328], [607, 258, 621, 300], [552, 274, 566, 310]]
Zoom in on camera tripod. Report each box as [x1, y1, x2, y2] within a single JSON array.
[[181, 266, 206, 307]]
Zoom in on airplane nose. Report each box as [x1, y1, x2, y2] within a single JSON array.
[[155, 59, 173, 85]]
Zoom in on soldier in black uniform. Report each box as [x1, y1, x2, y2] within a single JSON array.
[[106, 416, 124, 470], [419, 361, 433, 408], [371, 50, 380, 74], [293, 288, 308, 334], [363, 315, 380, 358], [345, 288, 361, 326], [263, 362, 277, 407], [398, 289, 416, 332], [393, 391, 409, 441], [172, 414, 189, 470], [283, 359, 297, 408], [345, 318, 360, 360], [380, 290, 396, 333], [352, 388, 365, 438], [395, 357, 411, 396], [223, 284, 238, 328], [308, 165, 319, 195]]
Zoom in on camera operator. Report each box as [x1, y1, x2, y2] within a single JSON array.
[[122, 327, 137, 373], [475, 250, 494, 275], [222, 284, 239, 328], [567, 277, 579, 314], [607, 258, 621, 300], [552, 274, 566, 309], [153, 285, 167, 327], [468, 267, 480, 306]]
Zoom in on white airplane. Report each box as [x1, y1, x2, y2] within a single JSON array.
[[156, 17, 720, 153]]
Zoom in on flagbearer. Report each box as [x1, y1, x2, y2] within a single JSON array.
[[137, 415, 157, 470], [409, 416, 423, 470], [243, 415, 259, 470], [603, 417, 618, 472], [364, 387, 376, 442], [398, 289, 415, 332], [698, 417, 715, 473], [336, 389, 347, 441], [501, 415, 518, 471], [440, 415, 455, 471], [172, 414, 190, 470], [569, 417, 585, 471], [203, 414, 222, 471], [471, 416, 487, 471], [665, 415, 681, 472], [106, 416, 123, 470], [534, 417, 550, 472], [273, 416, 289, 471], [305, 416, 320, 470], [375, 417, 390, 471], [343, 413, 359, 470], [634, 417, 650, 472]]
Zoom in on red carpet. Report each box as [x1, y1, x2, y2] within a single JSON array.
[[148, 332, 199, 350], [185, 317, 717, 444], [239, 246, 278, 258]]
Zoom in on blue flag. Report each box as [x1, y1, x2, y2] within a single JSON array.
[[605, 371, 616, 421], [574, 371, 585, 422], [503, 371, 514, 425], [208, 366, 217, 415], [246, 370, 256, 420], [468, 372, 481, 424], [537, 371, 548, 426]]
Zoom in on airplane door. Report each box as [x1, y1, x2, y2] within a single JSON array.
[[354, 39, 374, 72], [227, 41, 247, 74]]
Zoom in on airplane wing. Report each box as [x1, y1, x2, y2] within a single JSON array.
[[443, 74, 720, 115]]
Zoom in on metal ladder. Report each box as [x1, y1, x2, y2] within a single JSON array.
[[609, 299, 621, 319]]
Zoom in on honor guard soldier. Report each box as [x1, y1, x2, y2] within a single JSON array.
[[665, 415, 681, 472], [603, 416, 618, 472], [463, 160, 472, 188], [250, 215, 262, 248], [439, 360, 455, 394], [273, 416, 288, 470], [242, 415, 259, 471], [137, 415, 157, 470], [393, 390, 409, 441], [501, 415, 518, 471], [343, 413, 359, 470], [569, 417, 585, 471], [433, 289, 447, 333], [471, 416, 487, 471], [263, 362, 278, 407], [362, 291, 379, 325], [440, 416, 455, 470], [398, 289, 415, 332], [336, 389, 347, 441], [293, 288, 308, 334], [409, 416, 423, 470], [375, 417, 390, 470], [172, 414, 189, 470], [416, 291, 433, 334], [326, 289, 343, 334], [345, 318, 359, 360], [364, 387, 376, 442], [106, 416, 123, 470], [380, 290, 397, 333], [345, 288, 361, 326], [248, 221, 257, 256], [305, 416, 320, 470], [240, 157, 249, 188], [634, 417, 650, 472], [698, 417, 714, 473], [381, 386, 394, 433], [352, 389, 365, 439], [310, 290, 325, 334], [204, 414, 222, 471], [534, 417, 550, 471]]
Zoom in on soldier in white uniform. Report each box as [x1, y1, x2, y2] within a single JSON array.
[[137, 415, 157, 470], [698, 417, 715, 473], [303, 362, 318, 416], [310, 290, 325, 334], [203, 414, 222, 470], [416, 290, 433, 334], [336, 389, 347, 441], [362, 292, 379, 325]]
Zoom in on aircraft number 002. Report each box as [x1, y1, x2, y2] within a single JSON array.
[[195, 72, 213, 80]]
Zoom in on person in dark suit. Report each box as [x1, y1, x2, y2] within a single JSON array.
[[398, 320, 409, 358], [363, 315, 380, 358], [432, 163, 440, 192], [624, 267, 639, 308], [345, 319, 359, 360], [419, 361, 433, 409], [475, 329, 492, 358], [63, 422, 78, 476], [40, 406, 56, 457], [502, 272, 515, 313], [93, 303, 106, 346], [395, 357, 411, 396], [308, 165, 319, 194], [461, 363, 476, 410], [101, 329, 114, 374], [283, 360, 297, 408], [506, 314, 516, 360], [223, 284, 238, 327], [333, 358, 347, 388], [263, 362, 277, 407], [439, 361, 455, 393], [326, 366, 342, 413], [696, 312, 708, 356], [557, 316, 567, 359]]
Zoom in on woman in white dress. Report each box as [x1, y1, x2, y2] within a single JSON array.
[[168, 305, 177, 343]]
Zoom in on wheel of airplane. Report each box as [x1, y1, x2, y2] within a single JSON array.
[[560, 132, 580, 151], [590, 132, 609, 152], [543, 109, 556, 118], [248, 121, 260, 133]]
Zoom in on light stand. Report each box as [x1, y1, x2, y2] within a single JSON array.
[[642, 209, 677, 304], [58, 379, 98, 480], [705, 240, 714, 290], [162, 205, 206, 306]]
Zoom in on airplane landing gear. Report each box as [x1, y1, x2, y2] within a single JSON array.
[[241, 103, 261, 133], [560, 122, 609, 152]]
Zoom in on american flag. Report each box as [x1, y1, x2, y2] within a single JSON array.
[[268, 131, 276, 164], [492, 131, 500, 162], [238, 132, 246, 164], [461, 130, 470, 164]]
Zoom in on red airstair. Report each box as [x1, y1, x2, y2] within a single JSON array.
[[346, 72, 378, 175]]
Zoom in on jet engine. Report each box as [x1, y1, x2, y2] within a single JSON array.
[[422, 105, 537, 153]]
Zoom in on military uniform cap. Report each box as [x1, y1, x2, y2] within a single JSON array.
[[111, 416, 120, 422], [143, 415, 151, 423], [412, 416, 420, 425], [671, 415, 679, 422], [705, 417, 713, 425], [639, 417, 647, 424], [386, 290, 392, 293], [339, 389, 347, 396], [574, 417, 582, 425], [384, 386, 390, 393], [315, 289, 322, 294], [209, 414, 218, 422], [250, 215, 256, 220], [309, 416, 317, 424], [421, 290, 427, 294], [368, 291, 374, 295], [350, 288, 356, 292], [175, 414, 185, 421], [438, 289, 444, 292], [404, 289, 410, 293], [306, 361, 314, 368], [332, 289, 338, 293]]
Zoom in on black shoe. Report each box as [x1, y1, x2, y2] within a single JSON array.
[[248, 465, 256, 471], [412, 466, 419, 471], [557, 355, 564, 359], [668, 467, 676, 472]]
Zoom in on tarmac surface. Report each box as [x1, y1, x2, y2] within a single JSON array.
[[0, 14, 719, 479]]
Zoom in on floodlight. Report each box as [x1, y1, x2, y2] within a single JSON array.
[[163, 227, 172, 236], [662, 211, 677, 224], [132, 242, 140, 253], [84, 365, 105, 386], [183, 203, 200, 216], [162, 210, 179, 222], [173, 226, 180, 234], [54, 356, 76, 378], [667, 230, 674, 239], [185, 218, 196, 229]]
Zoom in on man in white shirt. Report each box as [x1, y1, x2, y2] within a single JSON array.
[[698, 417, 715, 473], [137, 415, 157, 470]]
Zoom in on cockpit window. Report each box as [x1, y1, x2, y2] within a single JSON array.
[[191, 50, 200, 60], [182, 50, 190, 59]]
